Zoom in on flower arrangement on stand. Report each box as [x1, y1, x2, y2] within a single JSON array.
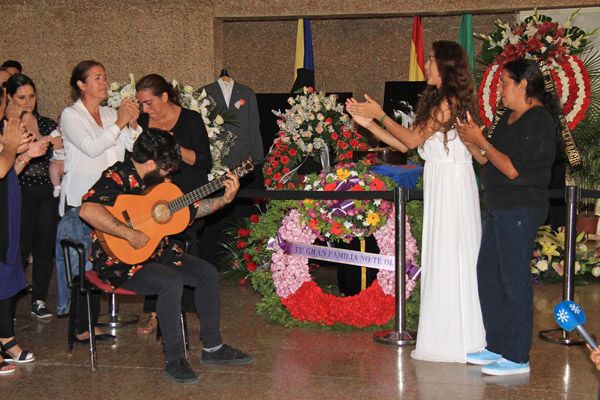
[[476, 10, 596, 129], [530, 225, 600, 282], [476, 10, 600, 193], [107, 76, 237, 180], [263, 87, 369, 189], [219, 162, 422, 329]]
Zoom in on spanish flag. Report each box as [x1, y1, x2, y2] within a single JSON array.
[[292, 18, 315, 91], [408, 16, 425, 81]]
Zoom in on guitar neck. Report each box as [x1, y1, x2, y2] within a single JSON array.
[[168, 175, 228, 213]]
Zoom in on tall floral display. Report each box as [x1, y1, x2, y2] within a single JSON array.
[[476, 10, 599, 187], [263, 87, 368, 189]]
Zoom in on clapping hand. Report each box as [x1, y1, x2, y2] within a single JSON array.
[[345, 94, 384, 119], [456, 111, 485, 147], [345, 98, 373, 128], [116, 96, 140, 129], [26, 137, 50, 158], [122, 96, 140, 127], [1, 118, 27, 151]]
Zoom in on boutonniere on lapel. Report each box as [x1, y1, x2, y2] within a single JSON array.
[[234, 98, 247, 109]]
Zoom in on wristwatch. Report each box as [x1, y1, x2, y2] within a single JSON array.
[[479, 143, 492, 157]]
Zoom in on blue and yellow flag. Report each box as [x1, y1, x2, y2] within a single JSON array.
[[292, 18, 315, 91]]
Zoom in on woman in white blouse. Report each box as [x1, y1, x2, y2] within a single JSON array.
[[56, 60, 140, 338], [60, 60, 140, 214]]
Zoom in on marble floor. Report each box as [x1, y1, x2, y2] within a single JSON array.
[[2, 274, 599, 400]]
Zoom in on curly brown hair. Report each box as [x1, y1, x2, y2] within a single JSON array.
[[414, 40, 476, 136]]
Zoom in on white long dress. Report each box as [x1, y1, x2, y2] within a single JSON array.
[[411, 129, 486, 363]]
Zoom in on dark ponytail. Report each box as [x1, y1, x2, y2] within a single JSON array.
[[136, 74, 180, 106]]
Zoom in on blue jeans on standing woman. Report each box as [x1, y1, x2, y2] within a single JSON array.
[[54, 207, 93, 316], [477, 207, 547, 364]]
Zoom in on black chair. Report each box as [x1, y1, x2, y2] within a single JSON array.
[[61, 239, 189, 372]]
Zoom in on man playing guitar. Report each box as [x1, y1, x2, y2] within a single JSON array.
[[79, 128, 252, 384]]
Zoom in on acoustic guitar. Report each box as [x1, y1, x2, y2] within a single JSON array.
[[97, 157, 254, 265]]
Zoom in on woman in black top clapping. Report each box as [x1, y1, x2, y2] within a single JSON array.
[[457, 59, 558, 376]]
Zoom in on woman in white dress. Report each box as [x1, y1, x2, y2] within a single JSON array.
[[346, 40, 486, 362]]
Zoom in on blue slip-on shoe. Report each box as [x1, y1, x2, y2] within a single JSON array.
[[466, 348, 502, 365], [481, 358, 530, 376]]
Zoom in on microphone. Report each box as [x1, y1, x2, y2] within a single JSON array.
[[553, 300, 598, 350]]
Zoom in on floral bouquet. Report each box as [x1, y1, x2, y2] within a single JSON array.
[[107, 73, 137, 109], [299, 161, 395, 242], [476, 10, 596, 131], [171, 80, 237, 179], [476, 10, 594, 65], [531, 225, 600, 280], [263, 87, 368, 189]]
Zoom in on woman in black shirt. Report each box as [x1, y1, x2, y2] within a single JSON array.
[[135, 74, 212, 334], [457, 59, 558, 376]]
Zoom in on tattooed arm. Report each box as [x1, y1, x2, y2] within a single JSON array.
[[195, 172, 240, 219]]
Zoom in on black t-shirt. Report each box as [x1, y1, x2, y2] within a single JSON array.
[[138, 107, 212, 194], [481, 106, 556, 209]]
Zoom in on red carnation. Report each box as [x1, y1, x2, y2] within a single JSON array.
[[236, 241, 248, 249], [331, 132, 339, 140], [250, 214, 260, 223], [324, 117, 333, 125], [288, 148, 297, 156], [246, 261, 257, 272], [330, 222, 343, 235], [273, 173, 282, 181], [342, 130, 352, 139], [281, 155, 290, 165], [238, 228, 251, 238]]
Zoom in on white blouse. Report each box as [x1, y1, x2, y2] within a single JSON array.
[[59, 99, 141, 215]]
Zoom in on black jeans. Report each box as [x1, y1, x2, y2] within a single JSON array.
[[0, 296, 15, 338], [121, 254, 222, 362], [477, 207, 547, 363], [20, 185, 59, 303]]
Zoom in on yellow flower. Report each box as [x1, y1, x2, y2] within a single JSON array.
[[303, 199, 314, 206], [539, 240, 560, 258], [366, 212, 380, 226], [336, 168, 350, 181]]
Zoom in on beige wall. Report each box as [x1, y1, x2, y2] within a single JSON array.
[[1, 0, 216, 118], [221, 14, 507, 106], [0, 0, 596, 119]]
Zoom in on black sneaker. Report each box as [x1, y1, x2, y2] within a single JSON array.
[[31, 300, 53, 320], [164, 358, 198, 384], [202, 344, 254, 365]]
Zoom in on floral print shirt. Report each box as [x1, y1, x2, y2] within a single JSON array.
[[82, 159, 184, 288]]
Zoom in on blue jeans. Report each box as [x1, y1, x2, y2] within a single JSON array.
[[54, 207, 93, 315], [477, 207, 547, 363]]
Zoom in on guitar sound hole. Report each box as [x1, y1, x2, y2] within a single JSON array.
[[153, 203, 172, 224]]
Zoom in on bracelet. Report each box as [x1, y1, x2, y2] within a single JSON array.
[[479, 143, 492, 158], [378, 114, 388, 124], [17, 155, 30, 165]]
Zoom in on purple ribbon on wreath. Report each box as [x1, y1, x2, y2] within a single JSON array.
[[328, 177, 360, 217]]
